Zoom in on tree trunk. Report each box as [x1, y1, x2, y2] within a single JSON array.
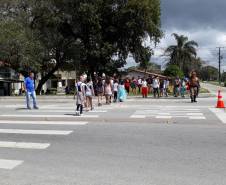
[[36, 64, 59, 94]]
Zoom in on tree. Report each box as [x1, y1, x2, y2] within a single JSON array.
[[0, 0, 162, 93], [200, 66, 218, 81], [164, 65, 184, 78], [164, 33, 198, 75]]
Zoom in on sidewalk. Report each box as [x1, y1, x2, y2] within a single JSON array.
[[201, 82, 225, 97]]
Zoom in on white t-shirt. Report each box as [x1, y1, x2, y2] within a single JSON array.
[[113, 83, 119, 92], [142, 81, 147, 87], [138, 79, 142, 85], [163, 80, 169, 88], [152, 79, 160, 88]]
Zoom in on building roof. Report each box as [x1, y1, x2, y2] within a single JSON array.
[[127, 68, 170, 79]]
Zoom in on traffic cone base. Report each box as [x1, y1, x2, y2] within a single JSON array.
[[216, 90, 225, 108]]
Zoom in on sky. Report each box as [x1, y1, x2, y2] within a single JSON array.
[[126, 0, 226, 70]]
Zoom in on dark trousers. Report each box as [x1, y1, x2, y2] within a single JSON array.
[[76, 104, 83, 114], [114, 91, 118, 102], [153, 88, 159, 98]]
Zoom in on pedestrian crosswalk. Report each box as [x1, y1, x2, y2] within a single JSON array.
[[130, 106, 206, 120], [0, 104, 111, 170]]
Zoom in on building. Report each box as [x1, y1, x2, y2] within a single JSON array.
[[37, 70, 77, 94], [0, 66, 24, 96]]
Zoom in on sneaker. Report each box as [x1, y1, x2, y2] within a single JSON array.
[[34, 106, 39, 109], [75, 111, 80, 116], [27, 107, 32, 110]]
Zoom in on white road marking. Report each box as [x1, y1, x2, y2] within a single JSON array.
[[156, 116, 172, 119], [209, 108, 226, 124], [0, 141, 50, 149], [158, 113, 171, 115], [186, 113, 203, 116], [0, 129, 73, 135], [0, 114, 99, 118], [189, 116, 206, 120], [17, 109, 107, 113], [130, 115, 146, 118], [0, 120, 88, 125], [0, 159, 23, 170]]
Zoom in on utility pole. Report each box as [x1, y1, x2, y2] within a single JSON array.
[[217, 47, 224, 85]]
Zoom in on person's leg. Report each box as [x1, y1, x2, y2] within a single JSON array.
[[76, 104, 80, 111], [85, 97, 89, 111], [80, 104, 83, 114], [114, 91, 117, 102], [190, 88, 194, 102], [90, 97, 93, 110], [31, 91, 38, 109], [76, 104, 81, 115], [194, 87, 198, 102], [26, 92, 31, 109], [97, 94, 100, 105]]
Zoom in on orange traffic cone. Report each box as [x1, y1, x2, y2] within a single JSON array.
[[216, 90, 225, 108]]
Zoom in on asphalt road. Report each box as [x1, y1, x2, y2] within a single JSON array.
[[0, 90, 226, 185]]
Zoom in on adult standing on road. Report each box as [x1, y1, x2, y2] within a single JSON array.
[[189, 71, 200, 103], [24, 72, 39, 110]]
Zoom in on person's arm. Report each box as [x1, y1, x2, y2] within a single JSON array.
[[91, 85, 95, 96], [74, 82, 77, 99], [24, 78, 27, 92]]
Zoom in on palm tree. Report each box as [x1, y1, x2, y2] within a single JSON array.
[[165, 33, 198, 75]]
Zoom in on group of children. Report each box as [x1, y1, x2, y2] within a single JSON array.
[[74, 72, 200, 115], [74, 75, 127, 116], [124, 76, 170, 98]]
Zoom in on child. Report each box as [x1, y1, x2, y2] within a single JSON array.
[[104, 77, 113, 105], [75, 76, 85, 116], [85, 78, 95, 111], [141, 78, 148, 98], [118, 81, 127, 102], [113, 79, 119, 102], [130, 77, 137, 95], [95, 77, 104, 106]]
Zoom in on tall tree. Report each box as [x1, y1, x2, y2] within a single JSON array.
[[0, 0, 162, 93], [164, 33, 198, 75]]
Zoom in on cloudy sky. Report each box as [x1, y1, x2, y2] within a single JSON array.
[[127, 0, 226, 70]]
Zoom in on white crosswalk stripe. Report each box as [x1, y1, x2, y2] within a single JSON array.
[[0, 120, 88, 125], [130, 106, 206, 120], [0, 129, 73, 135], [0, 114, 99, 118], [0, 141, 50, 149], [0, 159, 23, 170]]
